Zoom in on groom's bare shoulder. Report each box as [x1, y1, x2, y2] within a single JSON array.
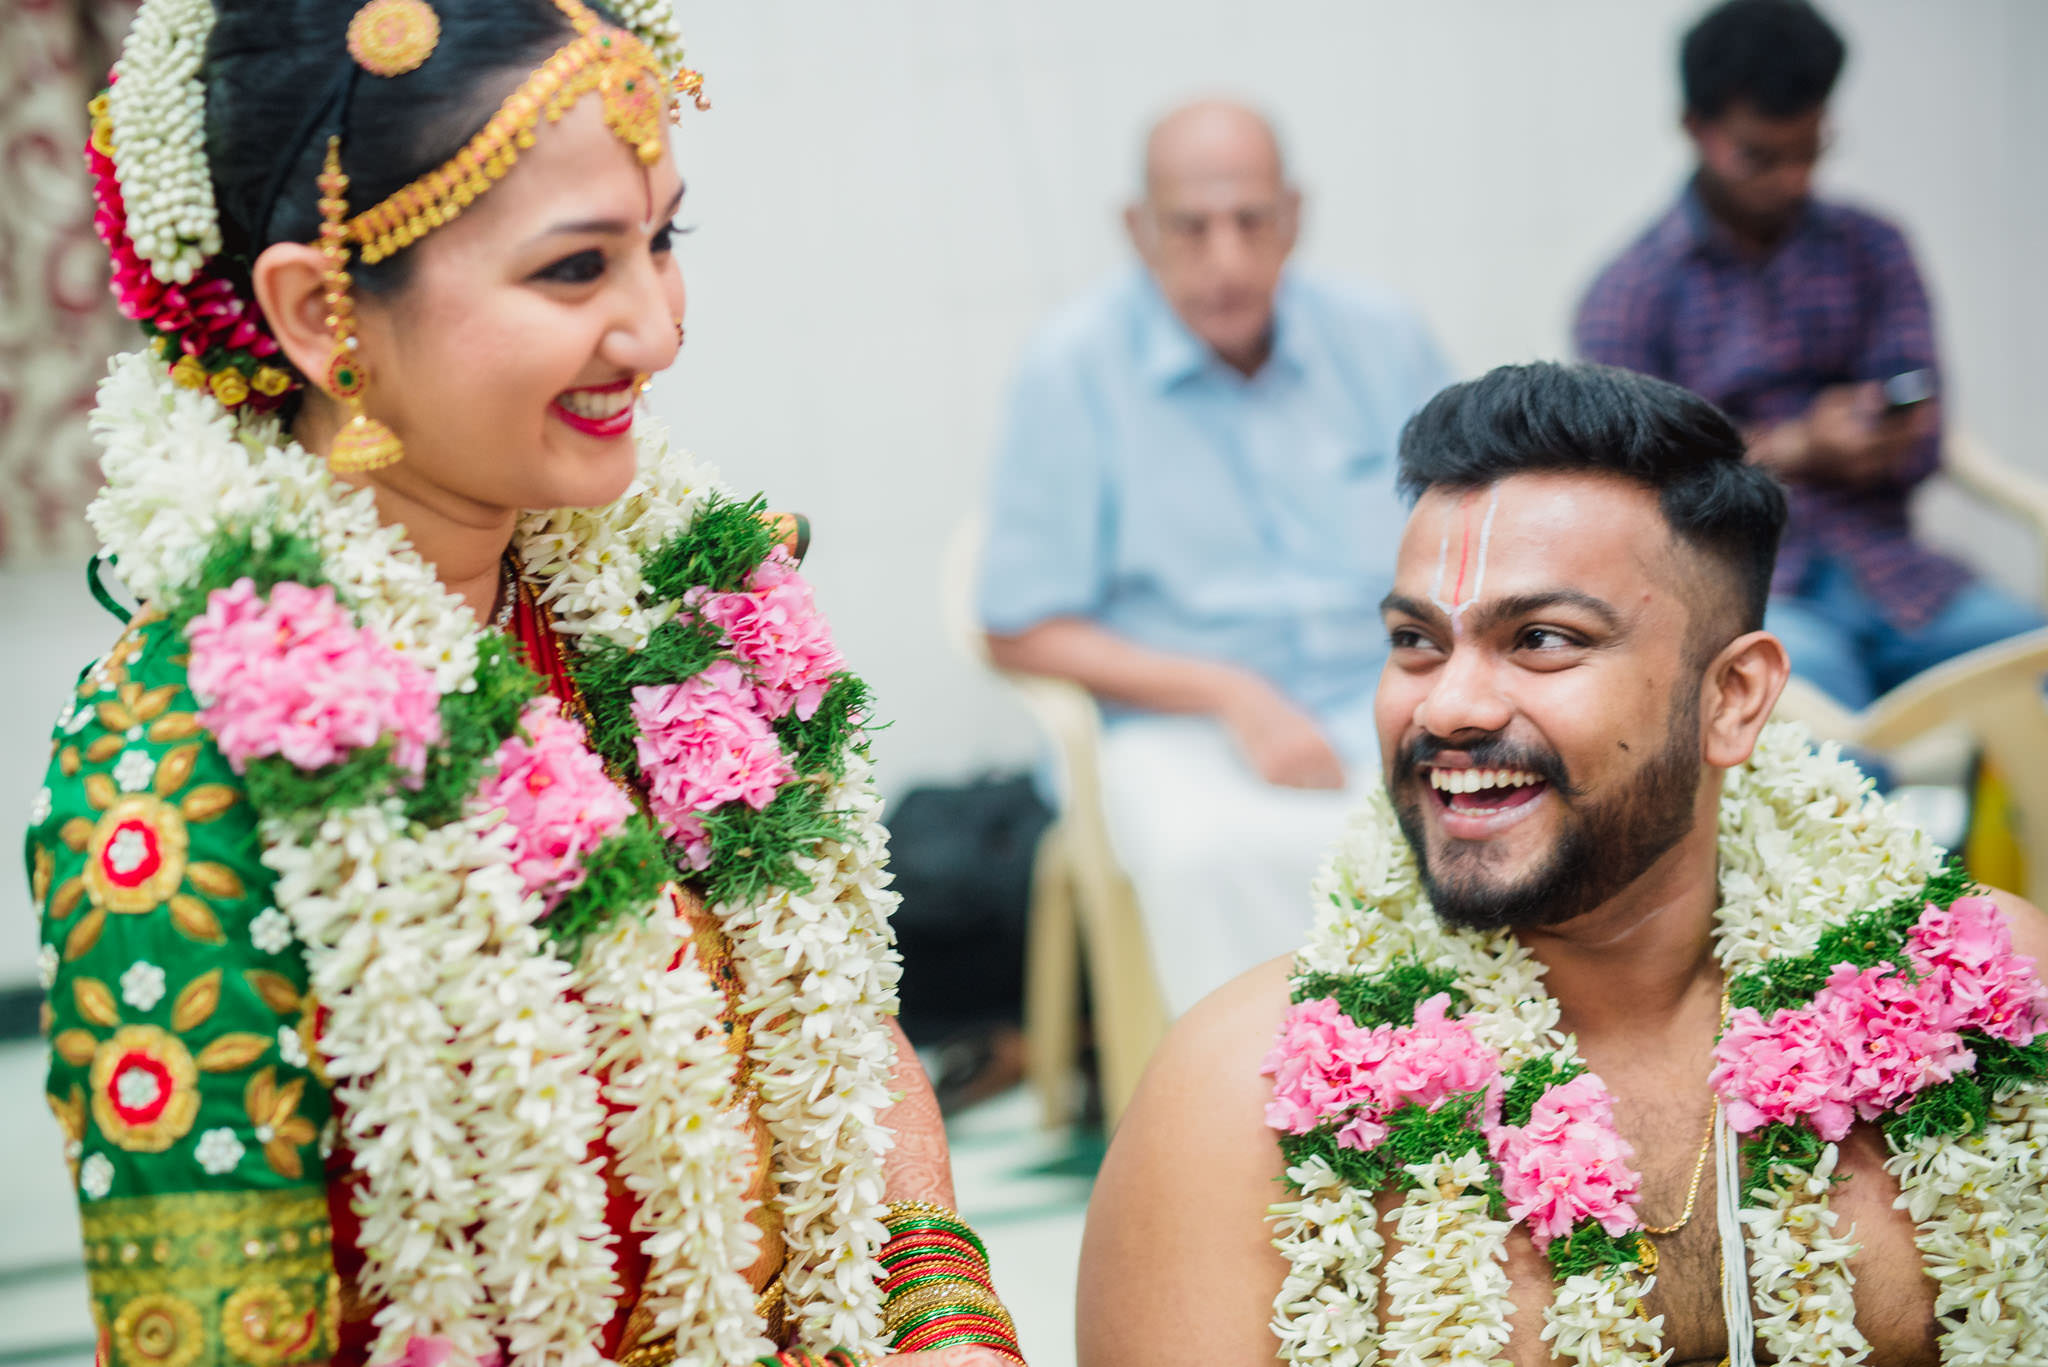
[[1077, 956, 1298, 1367]]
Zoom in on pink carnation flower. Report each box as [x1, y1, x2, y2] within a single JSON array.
[[474, 698, 633, 905], [690, 550, 845, 721], [1261, 997, 1391, 1135], [1262, 992, 1499, 1150], [187, 579, 443, 779], [1375, 993, 1500, 1114], [1909, 896, 2048, 1044], [1812, 962, 1975, 1119], [1710, 1004, 1856, 1140], [1490, 1073, 1643, 1249], [630, 661, 793, 869]]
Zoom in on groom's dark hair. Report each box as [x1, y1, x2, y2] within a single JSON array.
[[1396, 361, 1787, 650]]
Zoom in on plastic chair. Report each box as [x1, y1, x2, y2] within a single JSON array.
[[940, 518, 1169, 1130], [1771, 628, 2048, 904]]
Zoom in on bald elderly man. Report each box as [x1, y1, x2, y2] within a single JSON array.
[[977, 100, 1450, 1015]]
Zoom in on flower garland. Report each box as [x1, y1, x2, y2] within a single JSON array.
[[1265, 722, 2048, 1366], [86, 347, 903, 1365]]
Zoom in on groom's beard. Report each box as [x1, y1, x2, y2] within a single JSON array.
[[1391, 680, 1702, 933]]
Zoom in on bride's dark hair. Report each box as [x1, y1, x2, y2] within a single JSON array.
[[204, 0, 621, 294]]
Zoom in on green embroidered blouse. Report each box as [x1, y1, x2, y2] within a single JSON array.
[[28, 605, 337, 1367]]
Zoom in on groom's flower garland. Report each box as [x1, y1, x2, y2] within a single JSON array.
[[1265, 723, 2048, 1366], [85, 347, 902, 1367]]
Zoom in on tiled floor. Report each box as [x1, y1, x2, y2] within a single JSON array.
[[0, 1041, 1093, 1367]]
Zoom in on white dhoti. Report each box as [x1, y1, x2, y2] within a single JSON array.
[[1097, 715, 1375, 1018]]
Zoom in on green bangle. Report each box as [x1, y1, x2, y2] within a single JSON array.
[[884, 1271, 988, 1298]]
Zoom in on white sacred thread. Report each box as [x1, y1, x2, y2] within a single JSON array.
[[1428, 485, 1501, 634]]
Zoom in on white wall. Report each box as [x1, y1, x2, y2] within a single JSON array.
[[4, 0, 2044, 984]]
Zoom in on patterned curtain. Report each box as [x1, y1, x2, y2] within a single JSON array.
[[0, 0, 140, 566]]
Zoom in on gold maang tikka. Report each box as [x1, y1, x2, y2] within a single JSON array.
[[318, 136, 404, 473]]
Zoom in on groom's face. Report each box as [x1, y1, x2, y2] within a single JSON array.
[[1374, 473, 1713, 931]]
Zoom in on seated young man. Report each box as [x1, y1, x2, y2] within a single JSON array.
[[1575, 0, 2044, 707], [1078, 362, 2048, 1366]]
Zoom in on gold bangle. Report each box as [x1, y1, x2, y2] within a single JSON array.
[[883, 1281, 1015, 1335]]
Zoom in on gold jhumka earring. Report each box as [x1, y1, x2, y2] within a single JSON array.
[[318, 137, 404, 474]]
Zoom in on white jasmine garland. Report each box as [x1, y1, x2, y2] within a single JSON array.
[[1378, 1152, 1513, 1366], [106, 0, 221, 284], [90, 347, 902, 1365], [1272, 724, 2041, 1367]]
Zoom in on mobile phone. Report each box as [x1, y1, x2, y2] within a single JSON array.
[[1881, 369, 1935, 413]]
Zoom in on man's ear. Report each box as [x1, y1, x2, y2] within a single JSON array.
[[1701, 628, 1790, 769], [250, 240, 343, 389], [1123, 202, 1152, 263]]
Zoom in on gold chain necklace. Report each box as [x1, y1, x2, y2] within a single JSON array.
[[1634, 989, 1731, 1273]]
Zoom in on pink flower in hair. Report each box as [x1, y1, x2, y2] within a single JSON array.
[[1490, 1073, 1643, 1248], [1811, 962, 1975, 1118], [474, 697, 632, 905], [1908, 896, 2048, 1044], [690, 550, 845, 721], [630, 661, 793, 868], [186, 578, 443, 779], [1710, 1003, 1856, 1140]]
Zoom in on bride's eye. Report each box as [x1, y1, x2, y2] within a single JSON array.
[[535, 248, 605, 284]]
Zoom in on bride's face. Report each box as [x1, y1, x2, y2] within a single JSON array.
[[342, 94, 686, 513]]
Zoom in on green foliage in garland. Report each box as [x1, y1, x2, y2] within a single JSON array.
[[543, 817, 677, 955], [404, 634, 540, 828], [776, 674, 873, 781], [1973, 1034, 2048, 1099], [1277, 1127, 1387, 1192], [1739, 1121, 1829, 1202], [1292, 961, 1467, 1029], [1279, 1091, 1498, 1201], [640, 492, 779, 599], [568, 616, 728, 781], [243, 742, 402, 818], [1883, 1073, 1991, 1146], [1500, 1054, 1589, 1128], [1545, 1225, 1651, 1279], [1881, 1035, 2048, 1146], [1727, 863, 1979, 1016], [697, 781, 852, 911], [165, 525, 333, 636]]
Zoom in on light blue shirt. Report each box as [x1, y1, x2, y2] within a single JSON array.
[[977, 267, 1451, 765]]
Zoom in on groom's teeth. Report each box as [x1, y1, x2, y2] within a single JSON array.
[[1428, 768, 1542, 794]]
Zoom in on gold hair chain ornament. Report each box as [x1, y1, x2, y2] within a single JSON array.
[[318, 138, 404, 473], [343, 0, 678, 265]]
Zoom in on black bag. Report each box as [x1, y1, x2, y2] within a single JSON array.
[[884, 772, 1050, 1045]]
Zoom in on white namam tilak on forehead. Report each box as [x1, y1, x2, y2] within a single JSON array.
[[1428, 485, 1502, 632]]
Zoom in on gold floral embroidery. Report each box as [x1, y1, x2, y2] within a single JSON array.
[[170, 970, 222, 1032], [153, 745, 198, 798], [168, 895, 227, 945], [65, 908, 108, 961], [220, 1282, 328, 1366], [244, 972, 302, 1016], [74, 977, 121, 1028], [83, 1189, 335, 1367], [31, 845, 53, 904], [84, 795, 191, 914], [113, 1293, 204, 1367], [196, 1033, 272, 1073], [48, 1085, 86, 1179], [245, 1068, 319, 1180], [89, 1024, 201, 1153]]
